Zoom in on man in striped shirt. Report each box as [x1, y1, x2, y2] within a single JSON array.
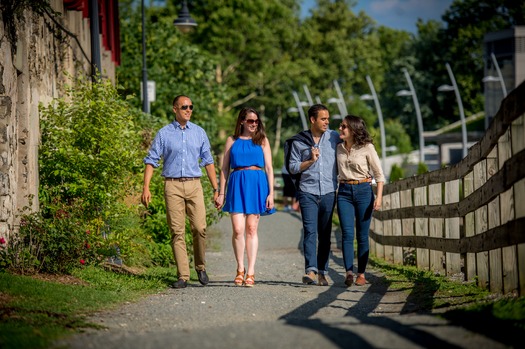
[[142, 95, 219, 289]]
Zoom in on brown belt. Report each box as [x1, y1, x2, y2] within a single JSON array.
[[233, 166, 262, 171], [165, 177, 199, 182], [340, 178, 372, 185]]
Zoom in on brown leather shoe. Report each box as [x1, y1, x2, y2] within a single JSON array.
[[344, 273, 354, 287], [355, 273, 366, 286], [318, 273, 329, 286], [302, 271, 317, 285]]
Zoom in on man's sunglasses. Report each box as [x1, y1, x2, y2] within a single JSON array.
[[180, 105, 194, 110], [245, 119, 259, 125]]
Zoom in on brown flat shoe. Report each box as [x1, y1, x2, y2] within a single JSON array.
[[355, 274, 366, 286], [318, 273, 329, 286], [344, 273, 354, 287]]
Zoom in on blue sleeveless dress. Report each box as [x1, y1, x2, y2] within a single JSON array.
[[223, 138, 276, 215]]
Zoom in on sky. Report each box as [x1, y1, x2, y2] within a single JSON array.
[[301, 0, 455, 33]]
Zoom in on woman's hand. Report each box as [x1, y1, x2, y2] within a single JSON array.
[[215, 194, 225, 210]]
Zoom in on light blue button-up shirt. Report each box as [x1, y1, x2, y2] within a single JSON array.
[[289, 129, 340, 195], [143, 120, 214, 178]]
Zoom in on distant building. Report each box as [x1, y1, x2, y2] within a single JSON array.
[[483, 26, 525, 128]]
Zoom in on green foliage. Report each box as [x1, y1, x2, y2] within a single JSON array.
[[1, 76, 157, 274], [0, 267, 177, 349], [417, 162, 429, 175], [39, 75, 143, 212], [389, 163, 404, 182]]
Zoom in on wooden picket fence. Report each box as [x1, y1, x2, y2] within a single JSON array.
[[370, 80, 525, 296]]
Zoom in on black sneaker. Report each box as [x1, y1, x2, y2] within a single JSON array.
[[197, 270, 209, 285], [171, 279, 187, 289]]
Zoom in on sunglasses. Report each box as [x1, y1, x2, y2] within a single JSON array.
[[339, 123, 348, 130], [179, 105, 194, 111], [244, 119, 259, 125]]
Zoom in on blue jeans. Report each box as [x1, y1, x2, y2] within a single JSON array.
[[296, 191, 336, 275], [337, 182, 374, 274]]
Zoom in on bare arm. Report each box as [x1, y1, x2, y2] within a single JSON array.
[[374, 181, 383, 211], [215, 137, 234, 209], [262, 137, 275, 210], [141, 164, 155, 207], [204, 162, 219, 202]]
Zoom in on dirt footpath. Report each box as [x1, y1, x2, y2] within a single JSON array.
[[54, 211, 511, 349]]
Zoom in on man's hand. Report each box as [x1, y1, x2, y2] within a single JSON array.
[[141, 189, 151, 207]]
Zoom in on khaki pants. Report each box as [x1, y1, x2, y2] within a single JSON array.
[[164, 179, 207, 280]]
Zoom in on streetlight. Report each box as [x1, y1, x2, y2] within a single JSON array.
[[333, 80, 348, 116], [173, 0, 198, 33], [327, 97, 345, 118], [142, 0, 197, 114], [482, 52, 507, 97], [291, 90, 309, 130], [361, 75, 386, 171], [438, 62, 467, 158], [396, 68, 425, 164]]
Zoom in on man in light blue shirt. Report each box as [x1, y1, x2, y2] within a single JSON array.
[[142, 95, 219, 289], [288, 104, 340, 286]]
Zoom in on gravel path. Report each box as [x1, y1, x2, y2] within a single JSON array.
[[54, 211, 509, 349]]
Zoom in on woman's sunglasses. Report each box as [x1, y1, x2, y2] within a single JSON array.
[[180, 105, 194, 110], [245, 119, 259, 125], [339, 123, 348, 130]]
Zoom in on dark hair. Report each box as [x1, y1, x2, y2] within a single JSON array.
[[344, 115, 373, 146], [308, 104, 328, 121], [233, 107, 266, 145], [172, 95, 190, 106]]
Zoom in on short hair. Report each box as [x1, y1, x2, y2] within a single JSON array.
[[308, 104, 328, 120], [172, 95, 190, 106]]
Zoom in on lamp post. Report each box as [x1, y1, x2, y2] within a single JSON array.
[[396, 68, 425, 164], [142, 0, 197, 114], [327, 97, 345, 119], [438, 62, 467, 158], [333, 80, 348, 116], [361, 75, 386, 171], [291, 90, 309, 130], [482, 52, 507, 96]]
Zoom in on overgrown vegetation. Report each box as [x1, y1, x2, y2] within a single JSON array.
[[0, 266, 179, 349]]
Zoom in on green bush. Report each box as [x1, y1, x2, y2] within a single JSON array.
[[389, 163, 405, 182], [0, 76, 154, 274]]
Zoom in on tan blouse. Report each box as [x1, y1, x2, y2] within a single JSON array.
[[337, 142, 385, 183]]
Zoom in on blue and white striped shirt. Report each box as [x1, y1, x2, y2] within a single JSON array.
[[289, 129, 340, 196], [143, 120, 214, 178]]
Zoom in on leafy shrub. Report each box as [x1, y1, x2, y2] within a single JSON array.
[[1, 76, 156, 274], [389, 163, 405, 182]]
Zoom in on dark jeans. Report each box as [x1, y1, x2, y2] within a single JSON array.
[[297, 191, 336, 275], [336, 182, 374, 274]]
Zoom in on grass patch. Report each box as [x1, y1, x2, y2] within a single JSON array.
[[0, 266, 179, 349], [370, 257, 491, 310], [369, 257, 525, 347]]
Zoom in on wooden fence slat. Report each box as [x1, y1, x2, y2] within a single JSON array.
[[391, 192, 403, 265], [400, 189, 415, 266], [429, 183, 445, 274], [383, 194, 393, 262], [516, 178, 525, 295], [445, 180, 461, 276], [464, 172, 476, 281], [500, 188, 518, 294], [474, 159, 489, 289], [414, 186, 429, 270]]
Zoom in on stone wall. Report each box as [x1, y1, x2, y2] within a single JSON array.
[[0, 0, 117, 242]]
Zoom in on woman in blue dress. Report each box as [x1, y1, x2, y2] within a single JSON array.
[[215, 107, 275, 287]]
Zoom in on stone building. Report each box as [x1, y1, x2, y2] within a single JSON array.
[[0, 0, 121, 241]]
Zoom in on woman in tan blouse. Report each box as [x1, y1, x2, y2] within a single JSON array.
[[336, 115, 385, 287]]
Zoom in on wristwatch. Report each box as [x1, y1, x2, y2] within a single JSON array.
[[213, 188, 220, 193]]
